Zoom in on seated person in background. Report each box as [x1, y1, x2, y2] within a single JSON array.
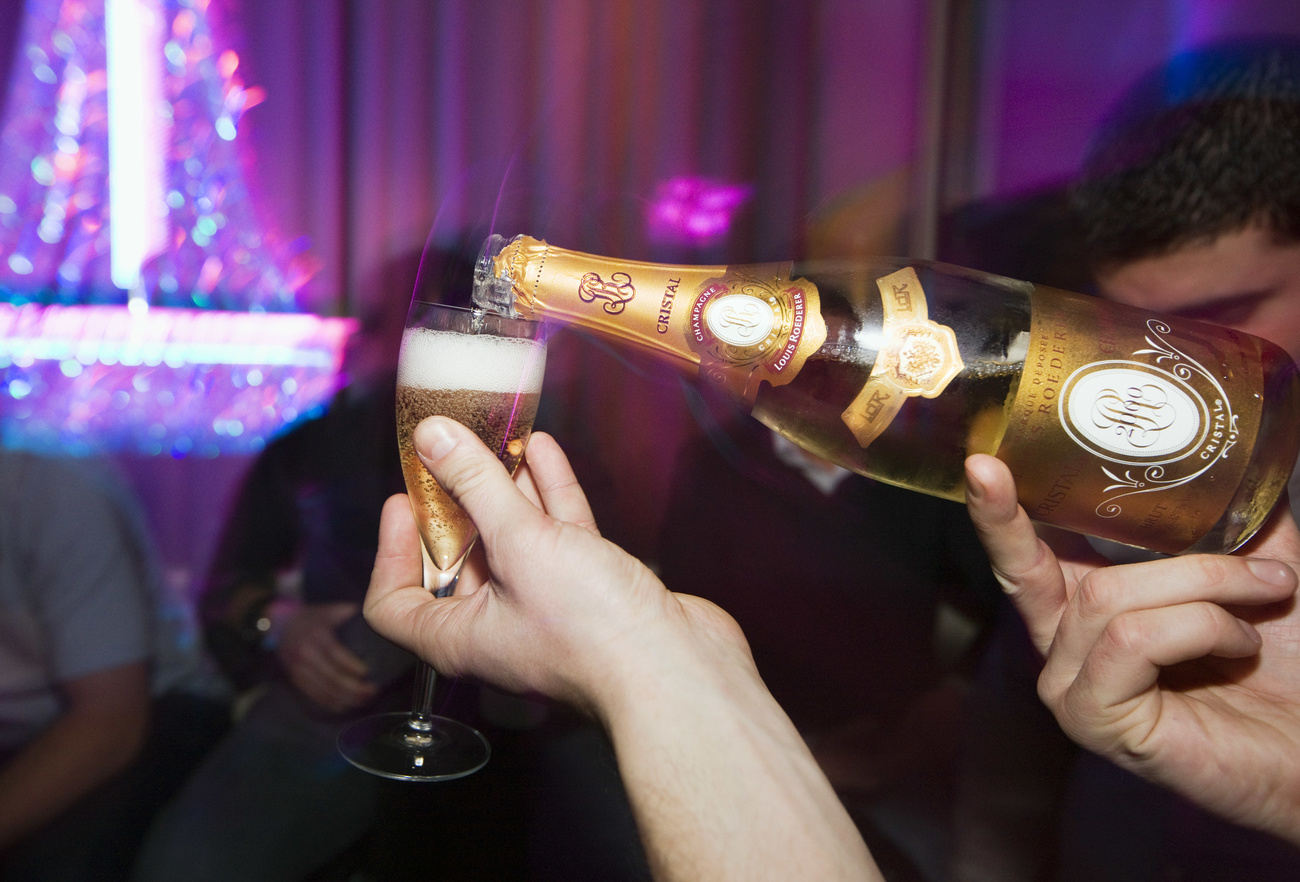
[[950, 37, 1300, 882], [0, 450, 229, 882], [658, 394, 999, 881], [134, 247, 523, 882], [132, 307, 412, 881], [139, 246, 553, 882]]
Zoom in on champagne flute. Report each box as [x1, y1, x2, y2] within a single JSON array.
[[337, 299, 547, 781]]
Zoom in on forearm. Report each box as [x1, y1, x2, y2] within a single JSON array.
[[597, 619, 880, 882], [0, 704, 147, 850]]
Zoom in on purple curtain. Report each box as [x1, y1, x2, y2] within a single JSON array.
[[236, 0, 927, 315]]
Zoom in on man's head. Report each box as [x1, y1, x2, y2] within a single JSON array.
[[1071, 39, 1300, 359], [343, 242, 479, 395]]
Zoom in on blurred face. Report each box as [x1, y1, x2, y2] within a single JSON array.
[[1096, 225, 1300, 362]]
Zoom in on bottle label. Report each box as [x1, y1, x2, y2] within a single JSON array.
[[841, 267, 965, 446], [997, 288, 1261, 553], [495, 237, 827, 404]]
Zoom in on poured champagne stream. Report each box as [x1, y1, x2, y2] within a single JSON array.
[[475, 234, 1300, 555], [397, 327, 545, 572]]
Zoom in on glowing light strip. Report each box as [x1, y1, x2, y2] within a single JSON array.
[[0, 304, 356, 368], [1, 304, 356, 455], [105, 0, 168, 294]]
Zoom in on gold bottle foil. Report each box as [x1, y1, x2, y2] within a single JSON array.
[[997, 287, 1262, 554], [493, 236, 827, 403]]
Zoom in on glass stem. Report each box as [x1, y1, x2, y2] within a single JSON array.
[[408, 662, 438, 733], [406, 541, 470, 736]]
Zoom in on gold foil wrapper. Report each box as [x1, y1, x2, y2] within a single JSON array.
[[493, 236, 827, 403]]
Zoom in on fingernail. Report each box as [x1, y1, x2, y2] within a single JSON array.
[[415, 417, 458, 462], [964, 461, 986, 502], [1237, 617, 1263, 646], [1246, 558, 1296, 587]]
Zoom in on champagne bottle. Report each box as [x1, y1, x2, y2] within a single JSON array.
[[475, 234, 1300, 555]]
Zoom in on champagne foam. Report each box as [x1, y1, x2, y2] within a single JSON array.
[[398, 328, 546, 392]]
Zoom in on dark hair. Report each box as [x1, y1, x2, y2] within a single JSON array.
[[355, 240, 480, 338], [1071, 39, 1300, 271]]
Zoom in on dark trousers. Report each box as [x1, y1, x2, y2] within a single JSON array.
[[0, 691, 230, 882]]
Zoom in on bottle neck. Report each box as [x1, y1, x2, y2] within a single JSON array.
[[490, 236, 828, 403]]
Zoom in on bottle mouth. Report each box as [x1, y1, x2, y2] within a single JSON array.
[[472, 233, 520, 317]]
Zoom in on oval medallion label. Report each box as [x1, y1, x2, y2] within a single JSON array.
[[1061, 364, 1207, 462], [704, 294, 776, 347]]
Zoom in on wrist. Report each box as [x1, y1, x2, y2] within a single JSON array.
[[1276, 815, 1300, 851], [1243, 776, 1300, 849], [256, 597, 302, 651], [590, 601, 765, 737]]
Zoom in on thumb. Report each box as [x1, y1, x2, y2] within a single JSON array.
[[363, 494, 438, 654], [414, 416, 545, 552], [965, 454, 1069, 653]]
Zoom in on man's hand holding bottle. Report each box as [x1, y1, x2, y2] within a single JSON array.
[[964, 453, 1300, 847]]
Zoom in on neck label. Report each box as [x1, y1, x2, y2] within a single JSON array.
[[841, 267, 965, 447]]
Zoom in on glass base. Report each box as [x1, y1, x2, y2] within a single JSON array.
[[337, 711, 490, 781]]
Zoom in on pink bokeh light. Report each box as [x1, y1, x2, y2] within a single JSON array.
[[647, 176, 753, 247]]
